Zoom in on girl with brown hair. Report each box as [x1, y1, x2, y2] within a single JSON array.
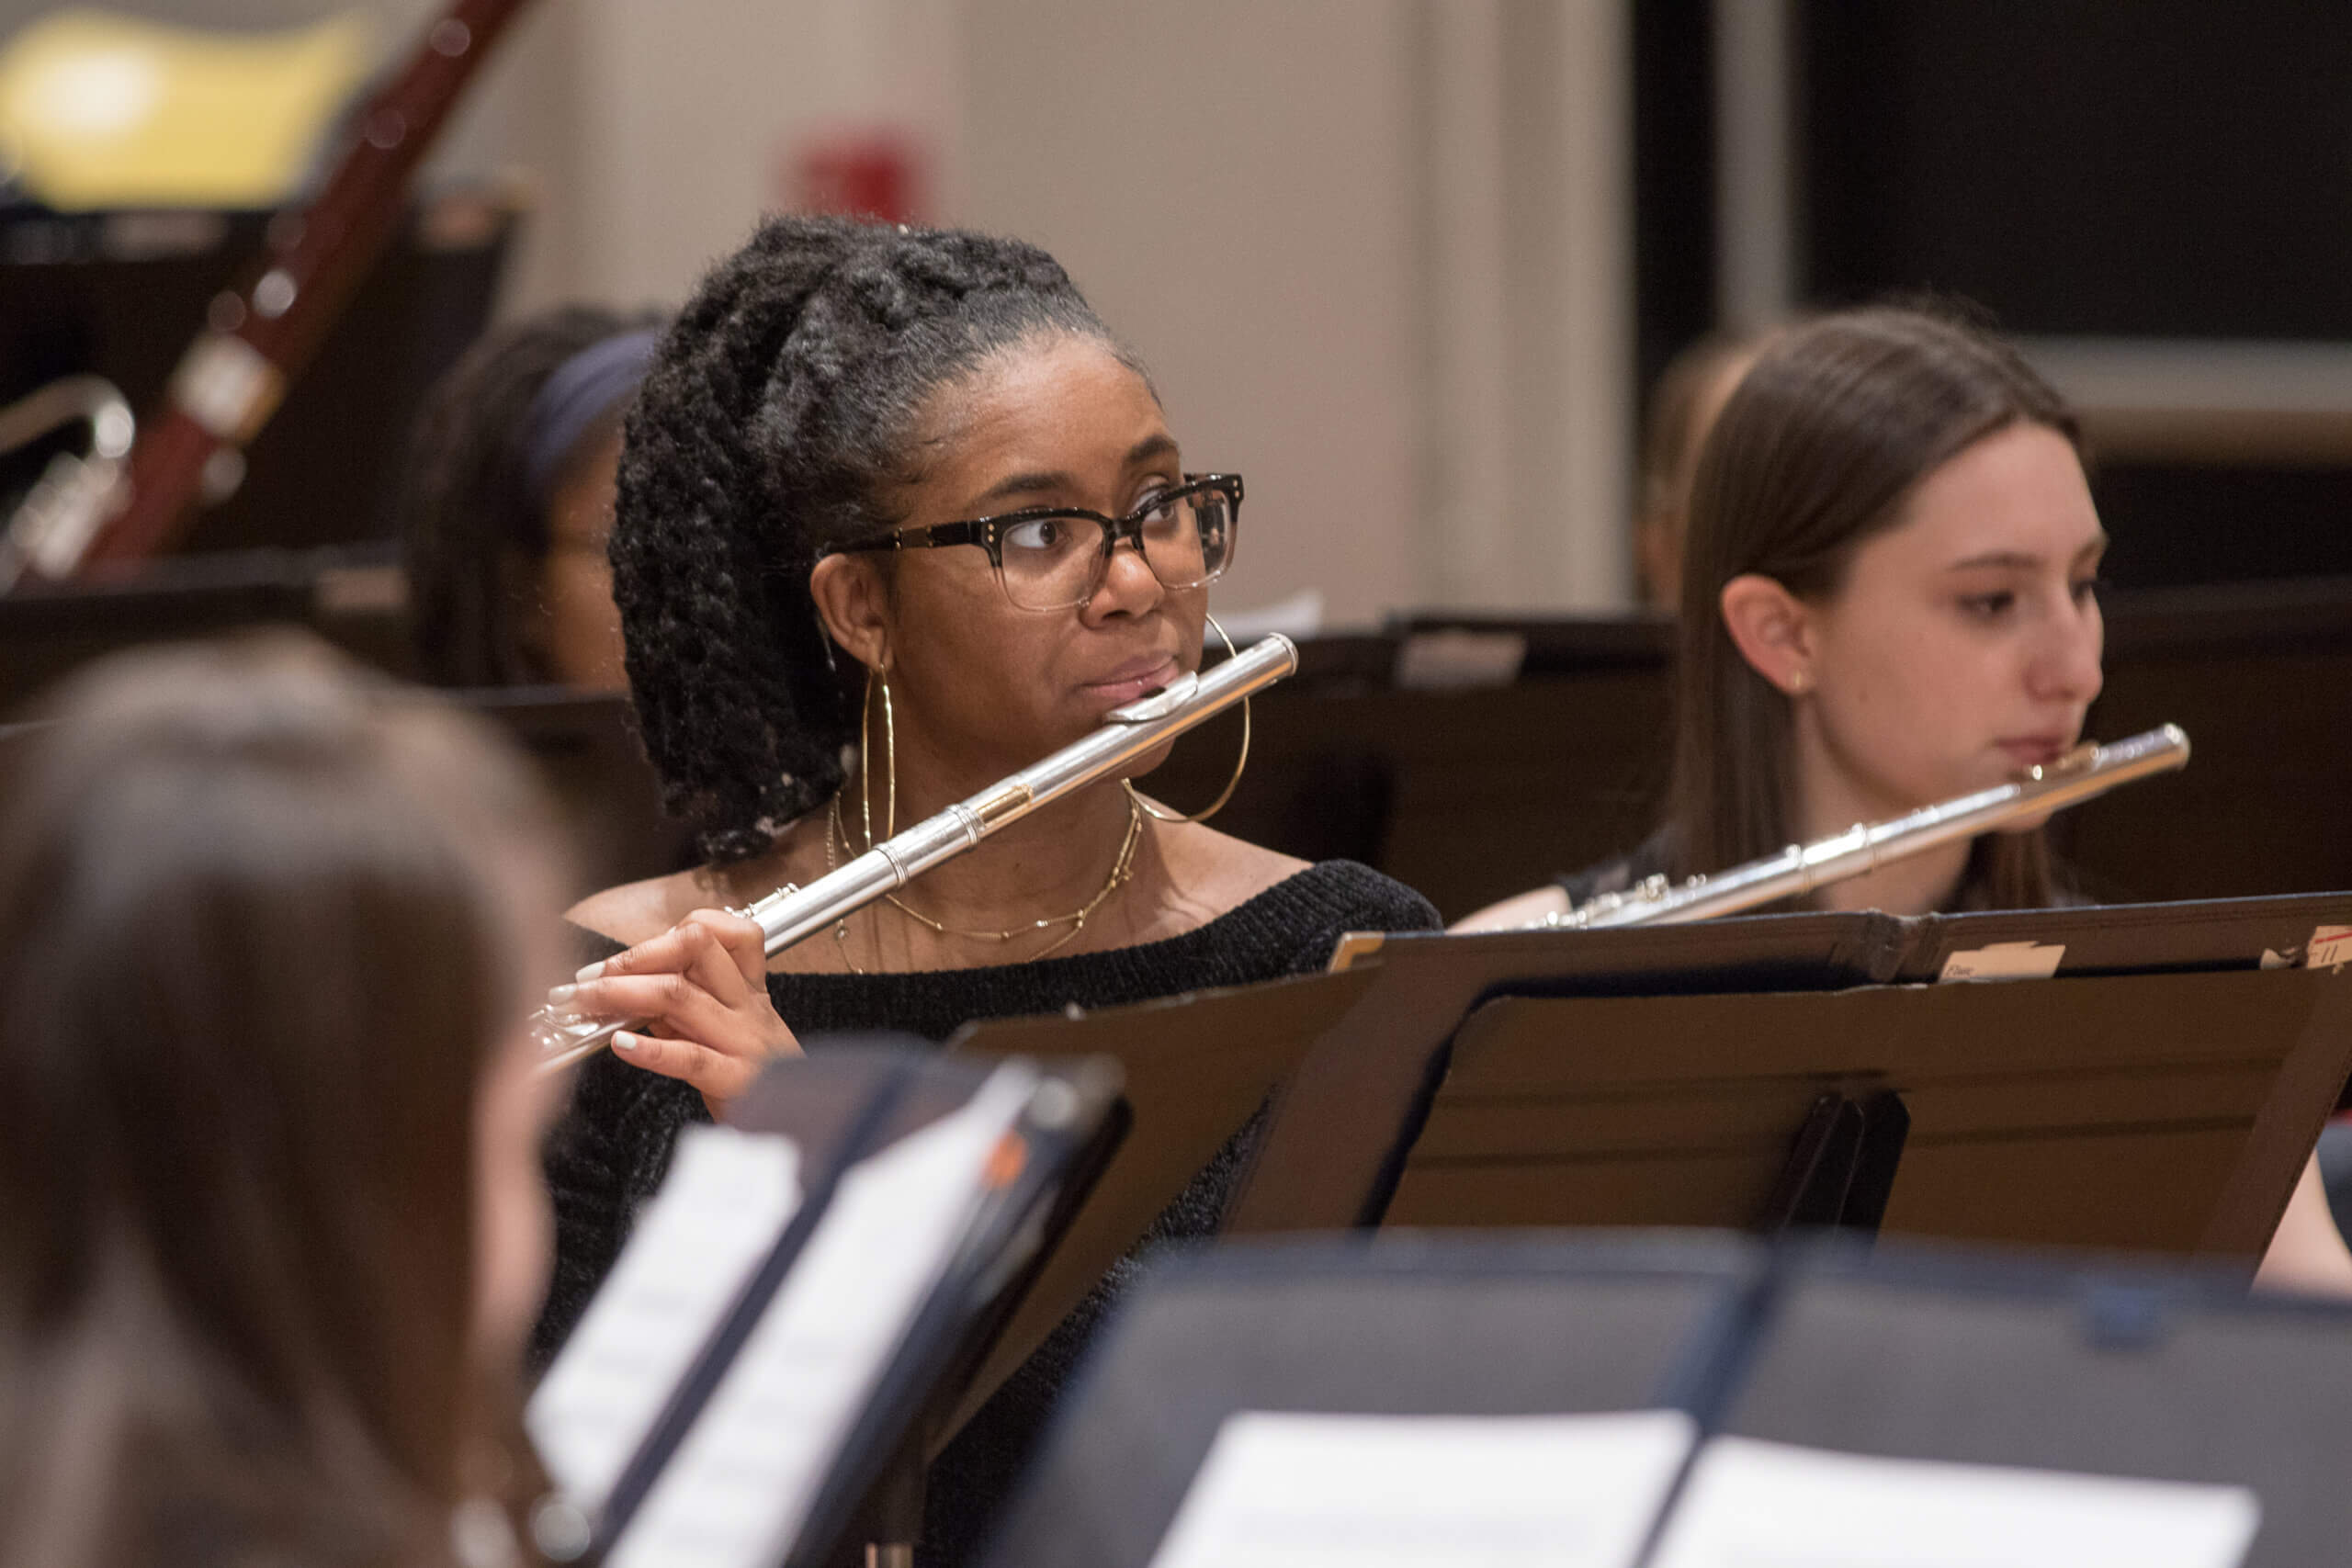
[[0, 636, 572, 1568], [1464, 305, 2101, 928], [1458, 304, 2352, 1290]]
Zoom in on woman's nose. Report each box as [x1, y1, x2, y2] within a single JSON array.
[[2032, 595, 2104, 705], [1088, 535, 1165, 618]]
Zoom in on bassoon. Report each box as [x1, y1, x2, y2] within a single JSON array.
[[36, 0, 538, 581]]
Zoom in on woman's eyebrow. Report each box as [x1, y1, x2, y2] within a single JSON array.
[[1945, 533, 2109, 573], [971, 468, 1075, 508], [1125, 433, 1179, 467], [967, 434, 1180, 509], [1945, 550, 2044, 572]]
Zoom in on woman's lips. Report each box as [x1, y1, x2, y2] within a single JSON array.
[[1997, 736, 2073, 768], [1080, 656, 1181, 706]]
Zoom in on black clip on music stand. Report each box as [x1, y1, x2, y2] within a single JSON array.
[[1758, 1087, 1910, 1235]]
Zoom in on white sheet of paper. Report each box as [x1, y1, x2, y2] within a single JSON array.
[[526, 1124, 800, 1509], [604, 1064, 1039, 1568], [1146, 1409, 1698, 1568], [1649, 1436, 2260, 1568]]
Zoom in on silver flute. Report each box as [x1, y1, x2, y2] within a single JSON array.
[[1543, 723, 2190, 931], [535, 634, 1299, 1072]]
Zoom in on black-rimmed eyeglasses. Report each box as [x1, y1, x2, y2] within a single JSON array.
[[828, 472, 1242, 612]]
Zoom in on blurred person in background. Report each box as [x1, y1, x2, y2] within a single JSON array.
[[400, 308, 662, 691], [0, 635, 571, 1568], [1634, 330, 1765, 614]]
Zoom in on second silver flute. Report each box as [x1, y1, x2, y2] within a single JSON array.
[[1544, 723, 2190, 931], [535, 633, 1299, 1072]]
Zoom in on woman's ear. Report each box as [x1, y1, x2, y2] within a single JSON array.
[[1718, 573, 1818, 696], [501, 544, 553, 680], [808, 554, 892, 673]]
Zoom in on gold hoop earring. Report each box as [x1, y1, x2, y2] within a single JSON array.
[[1125, 613, 1251, 826], [859, 660, 897, 850]]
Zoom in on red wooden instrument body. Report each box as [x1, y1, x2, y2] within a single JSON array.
[[73, 0, 537, 577]]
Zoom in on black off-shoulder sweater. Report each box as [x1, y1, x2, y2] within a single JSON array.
[[534, 860, 1438, 1565]]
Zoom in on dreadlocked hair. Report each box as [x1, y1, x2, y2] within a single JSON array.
[[612, 213, 1134, 863], [398, 304, 657, 687]]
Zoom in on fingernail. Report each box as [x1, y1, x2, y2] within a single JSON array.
[[576, 961, 605, 982], [610, 1031, 639, 1054], [546, 984, 577, 1008]]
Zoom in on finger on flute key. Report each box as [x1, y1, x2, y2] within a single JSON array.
[[552, 908, 760, 1010], [551, 971, 734, 1039]]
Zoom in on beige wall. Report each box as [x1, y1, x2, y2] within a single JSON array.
[[954, 0, 1632, 621], [559, 0, 962, 307], [958, 0, 1425, 625], [38, 0, 1634, 620]]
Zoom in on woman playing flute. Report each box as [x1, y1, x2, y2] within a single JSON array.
[[537, 214, 1436, 1563]]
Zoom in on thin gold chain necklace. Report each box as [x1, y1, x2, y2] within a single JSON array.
[[821, 792, 1145, 973]]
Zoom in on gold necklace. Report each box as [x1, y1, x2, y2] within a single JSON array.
[[822, 792, 1145, 971], [818, 812, 866, 974]]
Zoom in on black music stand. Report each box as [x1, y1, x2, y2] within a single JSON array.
[[543, 965, 1375, 1568], [941, 966, 1377, 1434], [976, 1232, 1761, 1568], [534, 1043, 1124, 1568], [979, 1231, 2352, 1568], [770, 1049, 1127, 1568], [1231, 912, 1894, 1235], [2, 196, 514, 556], [0, 546, 391, 712], [1228, 896, 2352, 1260], [1376, 965, 2349, 1256], [1719, 1237, 2352, 1568]]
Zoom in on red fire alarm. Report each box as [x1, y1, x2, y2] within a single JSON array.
[[787, 130, 924, 224]]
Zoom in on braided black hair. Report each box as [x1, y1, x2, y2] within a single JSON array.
[[398, 305, 657, 686], [612, 214, 1136, 862]]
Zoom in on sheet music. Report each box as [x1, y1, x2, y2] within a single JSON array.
[[1146, 1409, 1697, 1568], [604, 1063, 1040, 1568], [526, 1124, 800, 1510], [1648, 1436, 2260, 1568]]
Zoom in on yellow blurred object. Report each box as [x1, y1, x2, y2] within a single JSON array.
[[0, 8, 373, 209]]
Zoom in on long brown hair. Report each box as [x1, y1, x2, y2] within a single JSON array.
[[1667, 306, 2083, 909], [0, 637, 562, 1568]]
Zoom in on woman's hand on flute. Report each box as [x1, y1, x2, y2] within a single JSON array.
[[550, 908, 802, 1121]]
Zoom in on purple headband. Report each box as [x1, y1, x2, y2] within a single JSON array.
[[520, 327, 661, 513]]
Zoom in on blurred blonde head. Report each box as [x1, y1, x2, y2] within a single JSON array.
[[1635, 332, 1765, 613]]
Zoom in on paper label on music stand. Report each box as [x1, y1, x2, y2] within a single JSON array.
[[1649, 1436, 2259, 1568], [2308, 925, 2352, 971], [1147, 1409, 1695, 1568], [1939, 940, 2066, 982]]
